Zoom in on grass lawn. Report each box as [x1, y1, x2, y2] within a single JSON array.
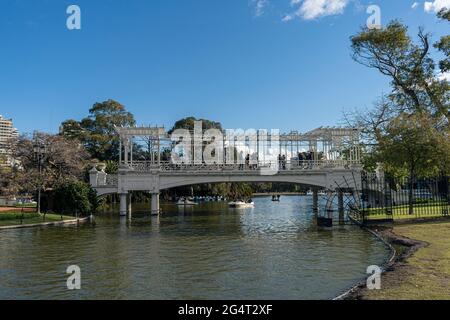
[[363, 203, 449, 221], [0, 211, 76, 227], [361, 221, 450, 300]]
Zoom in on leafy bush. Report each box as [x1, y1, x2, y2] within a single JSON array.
[[53, 182, 98, 216]]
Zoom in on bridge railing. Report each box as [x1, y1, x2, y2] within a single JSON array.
[[125, 160, 360, 173], [105, 174, 118, 186]]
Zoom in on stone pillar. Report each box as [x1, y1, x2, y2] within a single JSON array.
[[124, 140, 129, 163], [326, 189, 334, 219], [119, 193, 127, 216], [338, 190, 345, 224], [151, 193, 160, 215], [97, 170, 107, 186], [318, 189, 334, 227], [89, 167, 98, 187], [127, 193, 132, 216], [312, 189, 319, 213]]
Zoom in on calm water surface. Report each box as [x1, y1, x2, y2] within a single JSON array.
[[0, 196, 389, 299]]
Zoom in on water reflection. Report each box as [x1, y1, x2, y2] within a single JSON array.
[[0, 196, 389, 299]]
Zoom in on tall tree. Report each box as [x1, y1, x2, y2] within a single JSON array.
[[347, 16, 449, 213], [376, 112, 450, 214], [3, 133, 89, 205], [435, 8, 450, 73], [351, 21, 448, 120], [61, 99, 136, 161]]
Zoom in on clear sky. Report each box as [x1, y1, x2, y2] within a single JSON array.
[[0, 0, 448, 134]]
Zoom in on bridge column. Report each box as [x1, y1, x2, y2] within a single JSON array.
[[151, 193, 160, 215], [119, 193, 128, 216], [318, 190, 334, 227], [326, 190, 334, 218], [338, 190, 345, 225], [127, 193, 132, 216], [89, 167, 98, 187], [312, 189, 319, 213]]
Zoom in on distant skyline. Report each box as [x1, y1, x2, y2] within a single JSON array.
[[0, 0, 448, 134]]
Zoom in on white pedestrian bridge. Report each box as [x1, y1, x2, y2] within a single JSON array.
[[89, 126, 363, 217]]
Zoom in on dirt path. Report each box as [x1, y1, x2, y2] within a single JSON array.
[[0, 207, 35, 213]]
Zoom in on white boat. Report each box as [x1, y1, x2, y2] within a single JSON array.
[[176, 198, 198, 206], [228, 201, 255, 208]]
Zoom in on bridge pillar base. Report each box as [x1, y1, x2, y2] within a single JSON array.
[[338, 190, 345, 224], [317, 217, 333, 227], [119, 193, 128, 216], [151, 193, 160, 215], [128, 193, 132, 216], [312, 189, 319, 213]]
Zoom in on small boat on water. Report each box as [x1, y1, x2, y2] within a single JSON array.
[[271, 195, 281, 202], [228, 200, 255, 208], [306, 190, 326, 196], [176, 197, 198, 206]]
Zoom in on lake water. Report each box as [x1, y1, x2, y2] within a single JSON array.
[[0, 195, 389, 299]]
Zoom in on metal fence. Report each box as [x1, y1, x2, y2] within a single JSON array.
[[358, 172, 449, 223]]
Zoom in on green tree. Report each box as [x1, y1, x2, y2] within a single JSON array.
[[104, 160, 119, 174], [348, 17, 449, 169], [167, 116, 222, 134], [435, 8, 450, 73], [53, 181, 99, 216], [376, 112, 450, 214], [347, 16, 449, 215], [61, 99, 136, 161], [228, 183, 253, 201], [59, 119, 85, 140]]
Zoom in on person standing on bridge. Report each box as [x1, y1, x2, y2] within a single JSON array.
[[251, 152, 258, 170], [239, 151, 244, 170]]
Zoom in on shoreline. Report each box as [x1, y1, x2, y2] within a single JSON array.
[[334, 217, 450, 300], [0, 216, 91, 230], [333, 221, 398, 300]]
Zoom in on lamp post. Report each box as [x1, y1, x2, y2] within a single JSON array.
[[33, 141, 47, 215]]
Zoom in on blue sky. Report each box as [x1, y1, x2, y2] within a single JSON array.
[[0, 0, 448, 134]]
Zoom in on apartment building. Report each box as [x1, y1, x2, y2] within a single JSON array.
[[0, 115, 18, 166]]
